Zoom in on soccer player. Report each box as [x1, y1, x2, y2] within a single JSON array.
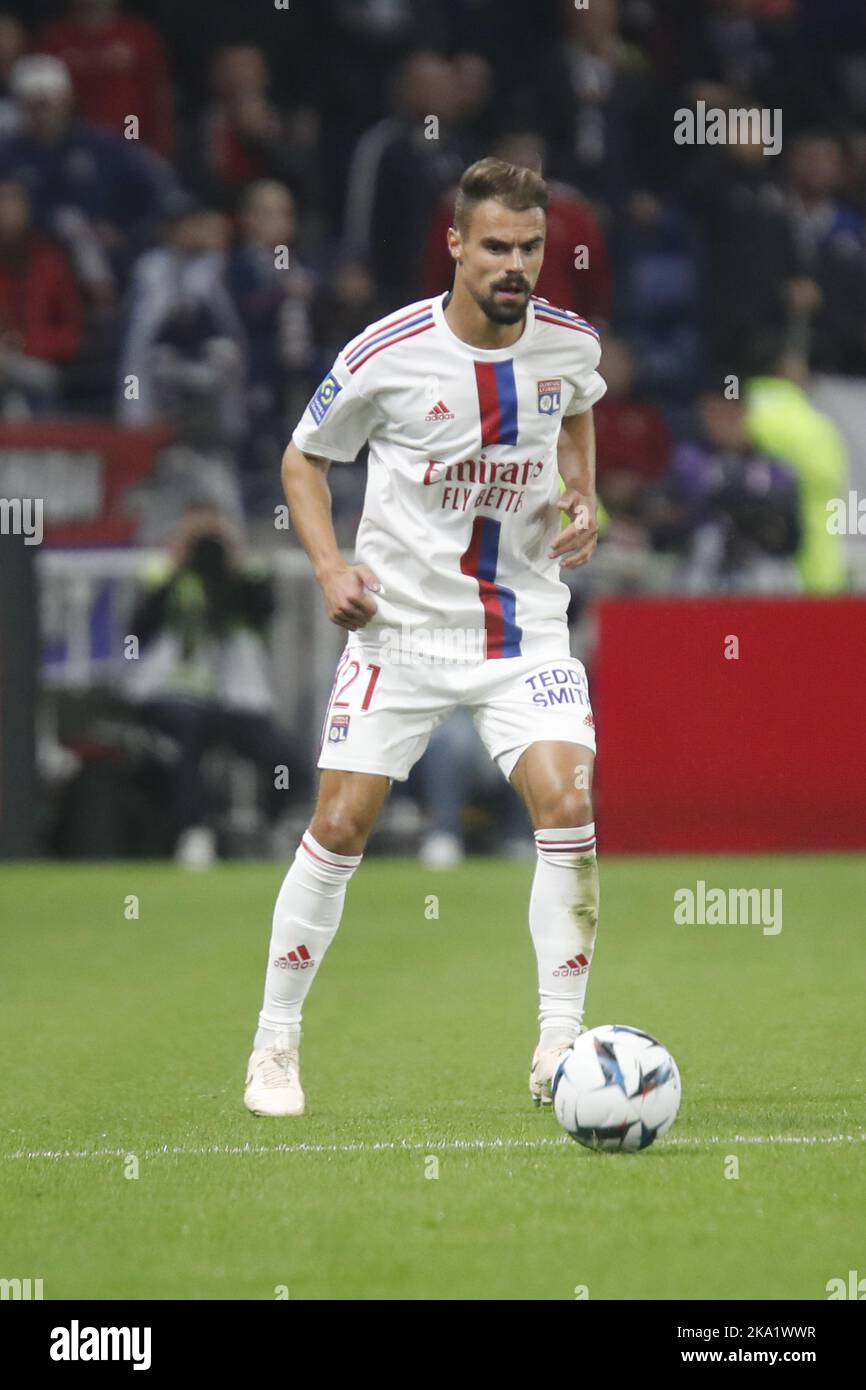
[[244, 157, 605, 1116]]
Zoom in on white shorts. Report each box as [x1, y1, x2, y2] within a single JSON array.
[[316, 646, 596, 783]]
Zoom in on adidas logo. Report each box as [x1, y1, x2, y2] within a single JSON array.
[[553, 954, 590, 977], [425, 399, 455, 421], [273, 945, 314, 970]]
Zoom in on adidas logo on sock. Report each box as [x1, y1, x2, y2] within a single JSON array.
[[273, 945, 314, 970], [425, 399, 455, 421], [553, 954, 590, 977]]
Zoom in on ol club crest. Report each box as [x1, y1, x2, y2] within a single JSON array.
[[537, 378, 561, 415]]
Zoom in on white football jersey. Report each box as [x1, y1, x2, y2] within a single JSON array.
[[292, 291, 606, 662]]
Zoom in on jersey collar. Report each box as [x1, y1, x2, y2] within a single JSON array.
[[432, 290, 535, 359]]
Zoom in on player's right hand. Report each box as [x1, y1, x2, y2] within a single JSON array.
[[321, 564, 381, 630]]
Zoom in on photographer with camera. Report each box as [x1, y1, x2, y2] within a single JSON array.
[[126, 507, 299, 866]]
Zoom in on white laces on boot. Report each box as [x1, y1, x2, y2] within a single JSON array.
[[259, 1049, 299, 1089]]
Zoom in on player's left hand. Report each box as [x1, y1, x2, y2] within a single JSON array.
[[550, 490, 599, 569]]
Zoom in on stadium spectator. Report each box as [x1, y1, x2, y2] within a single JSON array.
[[525, 0, 651, 212], [452, 52, 498, 149], [0, 54, 174, 295], [318, 3, 523, 226], [343, 51, 470, 306], [647, 391, 802, 593], [0, 177, 82, 414], [326, 0, 417, 129], [683, 129, 799, 377], [125, 507, 299, 867], [745, 366, 849, 593], [681, 0, 790, 98], [843, 125, 866, 217], [311, 252, 385, 370], [226, 179, 317, 513], [421, 131, 612, 322], [317, 0, 431, 218], [783, 132, 866, 374], [39, 0, 175, 159], [118, 190, 244, 442], [0, 14, 25, 138], [611, 190, 703, 414], [187, 44, 319, 213], [592, 336, 670, 519]]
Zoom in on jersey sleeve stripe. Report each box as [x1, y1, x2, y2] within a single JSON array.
[[534, 312, 601, 341], [347, 318, 435, 373], [345, 304, 434, 363], [531, 297, 599, 334]]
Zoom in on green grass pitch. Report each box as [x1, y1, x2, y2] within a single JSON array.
[[1, 854, 864, 1301]]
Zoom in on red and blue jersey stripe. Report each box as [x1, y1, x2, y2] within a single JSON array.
[[473, 360, 519, 446], [531, 298, 600, 342], [460, 515, 522, 659], [345, 304, 434, 374]]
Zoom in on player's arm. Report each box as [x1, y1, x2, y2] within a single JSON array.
[[550, 408, 599, 570], [281, 441, 380, 631]]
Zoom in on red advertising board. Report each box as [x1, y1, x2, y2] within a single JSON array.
[[593, 597, 866, 852], [0, 421, 172, 545]]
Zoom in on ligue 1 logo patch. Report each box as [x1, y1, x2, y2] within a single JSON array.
[[328, 713, 350, 743], [537, 378, 561, 415], [309, 372, 342, 424]]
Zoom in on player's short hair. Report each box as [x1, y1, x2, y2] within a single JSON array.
[[453, 157, 550, 236]]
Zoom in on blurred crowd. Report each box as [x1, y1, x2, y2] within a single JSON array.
[[0, 0, 862, 589], [11, 0, 866, 861]]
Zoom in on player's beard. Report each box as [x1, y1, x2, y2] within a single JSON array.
[[474, 277, 531, 325]]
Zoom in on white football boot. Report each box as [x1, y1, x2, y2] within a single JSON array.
[[244, 1041, 305, 1117], [529, 1041, 575, 1108]]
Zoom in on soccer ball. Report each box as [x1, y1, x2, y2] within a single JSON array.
[[552, 1024, 681, 1152]]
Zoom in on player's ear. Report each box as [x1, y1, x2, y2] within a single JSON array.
[[446, 226, 462, 265]]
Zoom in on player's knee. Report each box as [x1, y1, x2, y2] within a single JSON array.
[[537, 786, 593, 831], [310, 807, 371, 857]]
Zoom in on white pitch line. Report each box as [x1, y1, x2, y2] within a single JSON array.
[[3, 1134, 866, 1162]]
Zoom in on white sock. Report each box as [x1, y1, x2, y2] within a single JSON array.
[[530, 824, 599, 1050], [253, 829, 362, 1050]]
